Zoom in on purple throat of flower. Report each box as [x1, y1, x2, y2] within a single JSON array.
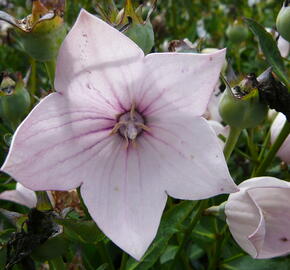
[[111, 104, 149, 147]]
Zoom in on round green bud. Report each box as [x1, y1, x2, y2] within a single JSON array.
[[219, 87, 268, 129], [17, 15, 66, 62], [276, 6, 290, 42], [226, 22, 249, 44], [0, 77, 31, 130], [125, 21, 154, 54]]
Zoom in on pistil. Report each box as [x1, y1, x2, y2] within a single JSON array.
[[111, 104, 149, 147]]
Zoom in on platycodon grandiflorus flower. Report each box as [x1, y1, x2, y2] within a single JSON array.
[[1, 10, 237, 259], [226, 177, 290, 258]]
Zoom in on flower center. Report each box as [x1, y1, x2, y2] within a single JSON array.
[[111, 105, 149, 146]]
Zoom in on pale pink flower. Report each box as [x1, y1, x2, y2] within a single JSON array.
[[0, 183, 36, 208], [1, 10, 237, 259], [226, 177, 290, 259], [270, 113, 290, 164]]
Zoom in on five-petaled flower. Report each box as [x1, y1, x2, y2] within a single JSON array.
[[1, 10, 237, 259], [226, 177, 290, 259]]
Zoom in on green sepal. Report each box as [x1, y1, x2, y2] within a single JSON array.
[[0, 76, 31, 130]]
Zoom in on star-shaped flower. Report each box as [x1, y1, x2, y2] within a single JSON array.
[[1, 10, 237, 259]]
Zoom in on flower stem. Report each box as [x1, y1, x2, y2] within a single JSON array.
[[170, 200, 208, 270], [119, 252, 128, 270], [77, 187, 91, 219], [253, 121, 290, 176], [29, 58, 37, 100], [44, 59, 56, 90], [223, 126, 242, 161], [35, 191, 53, 211]]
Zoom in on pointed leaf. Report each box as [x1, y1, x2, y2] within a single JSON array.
[[245, 18, 290, 87], [55, 219, 105, 244]]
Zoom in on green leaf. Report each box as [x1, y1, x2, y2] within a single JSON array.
[[31, 234, 69, 261], [125, 201, 197, 270], [55, 218, 105, 244], [222, 255, 290, 270], [0, 228, 15, 244], [160, 245, 178, 264], [244, 18, 290, 87]]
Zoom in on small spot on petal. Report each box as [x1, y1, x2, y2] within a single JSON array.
[[114, 186, 120, 192], [280, 237, 288, 242], [220, 187, 224, 192], [209, 56, 213, 61], [190, 154, 194, 160]]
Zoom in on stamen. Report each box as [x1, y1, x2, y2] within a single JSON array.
[[111, 105, 149, 147]]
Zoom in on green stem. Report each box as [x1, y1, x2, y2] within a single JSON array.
[[77, 187, 91, 219], [35, 191, 53, 211], [223, 126, 242, 161], [29, 58, 37, 100], [170, 200, 208, 270], [254, 121, 290, 176], [251, 127, 271, 177], [119, 252, 128, 270], [44, 59, 56, 90]]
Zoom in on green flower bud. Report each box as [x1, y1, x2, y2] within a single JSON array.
[[0, 74, 31, 130], [226, 20, 249, 44], [276, 5, 290, 42], [0, 0, 66, 61], [96, 0, 155, 54], [219, 74, 268, 129], [125, 21, 154, 54]]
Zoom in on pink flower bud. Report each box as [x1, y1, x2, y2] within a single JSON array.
[[226, 177, 290, 259]]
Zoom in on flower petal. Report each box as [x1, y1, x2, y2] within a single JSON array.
[[55, 9, 144, 113], [225, 188, 261, 257], [278, 36, 289, 58], [81, 137, 167, 260], [1, 93, 115, 190], [136, 49, 226, 117], [271, 113, 290, 164], [143, 116, 237, 199], [248, 186, 290, 258], [226, 177, 290, 258], [0, 183, 36, 208]]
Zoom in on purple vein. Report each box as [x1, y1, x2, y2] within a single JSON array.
[[21, 117, 115, 143], [145, 95, 192, 116], [46, 135, 114, 179], [32, 126, 113, 160], [29, 110, 107, 128], [144, 132, 187, 159], [28, 134, 112, 178], [140, 87, 168, 115]]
